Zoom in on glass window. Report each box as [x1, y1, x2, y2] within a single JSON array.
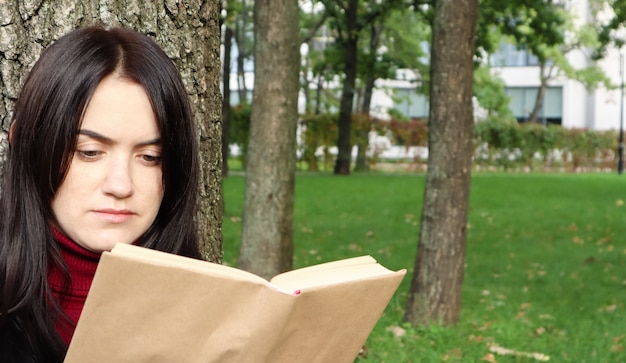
[[394, 88, 429, 118], [491, 42, 540, 67], [505, 86, 562, 124]]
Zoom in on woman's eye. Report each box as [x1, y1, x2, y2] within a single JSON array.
[[140, 154, 162, 165], [77, 150, 102, 160]]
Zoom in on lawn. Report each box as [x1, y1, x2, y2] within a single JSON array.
[[222, 172, 626, 362]]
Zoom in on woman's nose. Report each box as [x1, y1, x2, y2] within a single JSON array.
[[101, 159, 134, 198]]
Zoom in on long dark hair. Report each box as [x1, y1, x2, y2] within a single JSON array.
[[0, 26, 201, 362]]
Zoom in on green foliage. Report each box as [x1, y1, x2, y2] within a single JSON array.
[[594, 0, 626, 58], [379, 9, 430, 77], [298, 112, 430, 170], [223, 173, 626, 362], [473, 66, 514, 119], [474, 119, 618, 171], [299, 113, 339, 171], [228, 103, 252, 167], [297, 113, 619, 172], [480, 0, 566, 58]]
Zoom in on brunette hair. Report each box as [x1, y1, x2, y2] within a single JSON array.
[[0, 26, 201, 361]]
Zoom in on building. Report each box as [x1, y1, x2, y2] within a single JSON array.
[[226, 0, 623, 131], [370, 0, 623, 131]]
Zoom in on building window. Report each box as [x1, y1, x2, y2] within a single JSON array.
[[394, 88, 429, 118], [506, 86, 563, 125], [491, 42, 540, 67]]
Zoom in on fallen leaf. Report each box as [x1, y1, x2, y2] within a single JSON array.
[[520, 302, 532, 310], [490, 344, 550, 361], [446, 347, 462, 358], [482, 353, 497, 362], [572, 236, 584, 245], [616, 199, 624, 206], [385, 325, 406, 338]]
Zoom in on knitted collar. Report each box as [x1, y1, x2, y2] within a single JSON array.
[[48, 228, 101, 295]]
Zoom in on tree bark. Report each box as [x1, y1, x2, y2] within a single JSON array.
[[238, 0, 300, 279], [222, 25, 233, 176], [0, 0, 223, 262], [404, 0, 478, 326]]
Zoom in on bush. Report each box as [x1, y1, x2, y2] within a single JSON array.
[[473, 118, 619, 171], [229, 103, 252, 167]]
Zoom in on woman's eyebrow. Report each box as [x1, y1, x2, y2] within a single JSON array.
[[79, 129, 113, 143], [78, 129, 161, 147]]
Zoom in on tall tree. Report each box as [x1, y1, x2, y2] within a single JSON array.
[[238, 0, 300, 278], [354, 20, 383, 172], [221, 1, 237, 176], [404, 0, 478, 326], [234, 0, 254, 103], [0, 0, 223, 262], [332, 0, 359, 175], [318, 0, 402, 175]]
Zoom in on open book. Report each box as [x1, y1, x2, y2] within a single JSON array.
[[64, 243, 406, 363]]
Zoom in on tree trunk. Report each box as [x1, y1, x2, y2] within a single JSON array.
[[333, 0, 359, 175], [355, 22, 383, 172], [222, 26, 234, 176], [528, 61, 548, 125], [0, 0, 223, 262], [238, 0, 300, 279], [235, 2, 251, 104], [354, 88, 373, 171], [404, 0, 478, 326], [315, 75, 324, 114]]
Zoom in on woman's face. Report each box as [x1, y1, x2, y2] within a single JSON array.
[[51, 75, 164, 253]]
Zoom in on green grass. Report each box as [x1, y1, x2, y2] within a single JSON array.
[[222, 172, 626, 362]]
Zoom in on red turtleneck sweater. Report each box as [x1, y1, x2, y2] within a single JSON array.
[[47, 229, 101, 345]]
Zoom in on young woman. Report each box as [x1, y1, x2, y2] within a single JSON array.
[[0, 26, 202, 362]]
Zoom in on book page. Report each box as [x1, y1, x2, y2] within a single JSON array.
[[67, 246, 407, 363], [269, 255, 398, 293], [110, 243, 269, 286]]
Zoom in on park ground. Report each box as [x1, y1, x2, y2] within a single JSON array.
[[222, 171, 626, 362]]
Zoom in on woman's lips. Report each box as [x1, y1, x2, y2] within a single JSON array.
[[93, 209, 134, 223]]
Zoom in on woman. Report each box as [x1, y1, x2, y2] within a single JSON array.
[[0, 26, 202, 362]]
